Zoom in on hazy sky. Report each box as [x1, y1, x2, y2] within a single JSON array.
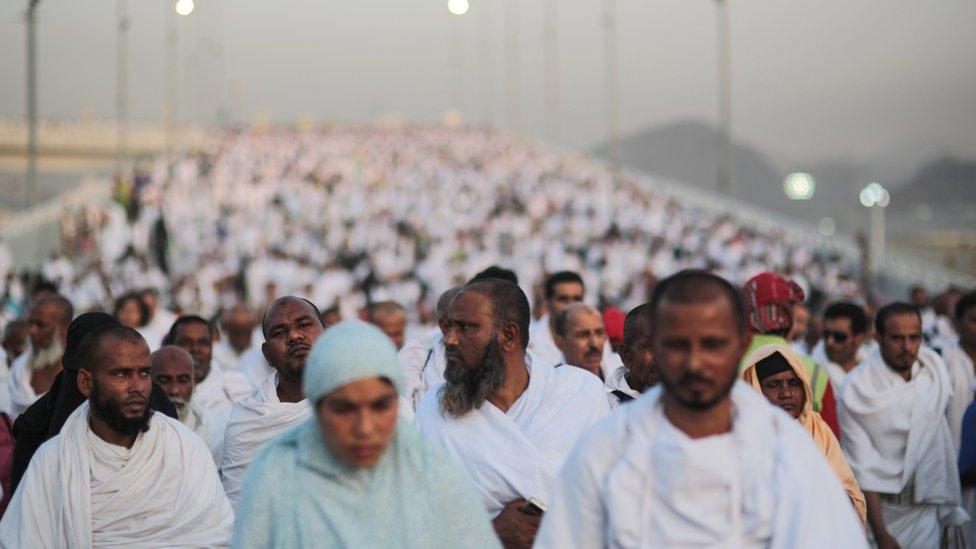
[[1, 0, 974, 165]]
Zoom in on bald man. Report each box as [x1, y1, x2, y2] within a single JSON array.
[[220, 296, 325, 507], [151, 346, 226, 464], [554, 304, 609, 380], [6, 296, 73, 417], [213, 305, 257, 372], [368, 301, 407, 351]]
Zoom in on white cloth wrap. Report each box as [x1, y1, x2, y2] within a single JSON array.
[[5, 352, 40, 418], [192, 364, 251, 419], [414, 356, 609, 517], [604, 365, 641, 410], [838, 347, 969, 545], [219, 372, 310, 508], [0, 401, 233, 548], [535, 382, 867, 548]]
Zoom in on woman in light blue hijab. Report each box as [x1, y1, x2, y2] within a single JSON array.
[[232, 321, 500, 548]]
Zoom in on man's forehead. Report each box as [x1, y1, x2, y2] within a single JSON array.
[[568, 308, 602, 329], [177, 321, 211, 337], [450, 290, 492, 318], [104, 339, 151, 366], [825, 317, 852, 330], [656, 299, 738, 329], [884, 313, 921, 333], [552, 282, 584, 296], [152, 357, 193, 374], [265, 299, 316, 326]]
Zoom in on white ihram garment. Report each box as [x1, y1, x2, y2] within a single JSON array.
[[536, 382, 867, 548], [182, 401, 227, 466], [5, 351, 44, 418], [192, 365, 251, 419], [0, 401, 233, 548], [219, 372, 310, 508], [414, 357, 610, 517], [839, 348, 969, 547]]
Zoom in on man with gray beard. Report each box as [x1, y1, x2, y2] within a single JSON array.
[[150, 346, 227, 464], [5, 296, 73, 417], [415, 279, 609, 549]]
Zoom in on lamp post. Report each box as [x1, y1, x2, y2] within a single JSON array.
[[603, 0, 621, 178], [447, 0, 467, 115], [116, 0, 129, 170], [715, 0, 732, 196], [859, 182, 890, 272], [165, 0, 193, 157], [544, 0, 558, 143], [25, 0, 40, 208]]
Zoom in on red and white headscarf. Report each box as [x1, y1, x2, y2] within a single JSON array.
[[742, 272, 805, 334]]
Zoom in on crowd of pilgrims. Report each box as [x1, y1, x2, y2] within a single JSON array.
[[0, 126, 972, 546]]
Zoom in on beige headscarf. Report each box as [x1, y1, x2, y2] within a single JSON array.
[[743, 343, 867, 527]]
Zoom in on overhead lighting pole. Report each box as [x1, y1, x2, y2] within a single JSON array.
[[25, 0, 40, 207]]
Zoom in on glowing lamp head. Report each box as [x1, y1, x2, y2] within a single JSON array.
[[175, 0, 194, 16], [448, 0, 469, 16]]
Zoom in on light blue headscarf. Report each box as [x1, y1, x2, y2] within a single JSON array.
[[302, 320, 403, 404], [232, 321, 499, 549]]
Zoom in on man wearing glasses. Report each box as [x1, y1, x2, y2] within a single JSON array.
[[812, 302, 871, 389]]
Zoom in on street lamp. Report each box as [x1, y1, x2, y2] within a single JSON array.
[[175, 0, 193, 16], [447, 0, 469, 16], [859, 182, 890, 272], [784, 172, 815, 200]]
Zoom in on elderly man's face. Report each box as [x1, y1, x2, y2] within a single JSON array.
[[654, 298, 746, 411], [557, 308, 606, 376], [28, 301, 66, 351], [316, 377, 398, 468], [151, 352, 195, 412], [443, 291, 496, 375]]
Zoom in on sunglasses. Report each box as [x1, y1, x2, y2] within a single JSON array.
[[824, 330, 850, 343]]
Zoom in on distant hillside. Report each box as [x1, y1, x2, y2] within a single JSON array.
[[592, 119, 841, 225], [889, 157, 976, 230]]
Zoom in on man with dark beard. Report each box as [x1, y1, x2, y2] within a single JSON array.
[[0, 326, 233, 547], [414, 279, 609, 549], [535, 270, 865, 547]]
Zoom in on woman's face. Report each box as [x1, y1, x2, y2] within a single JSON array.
[[316, 377, 399, 468]]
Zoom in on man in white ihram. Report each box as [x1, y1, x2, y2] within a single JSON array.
[[839, 302, 969, 548], [416, 279, 609, 548], [0, 326, 232, 547], [150, 345, 227, 464], [536, 270, 865, 547], [220, 296, 325, 507]]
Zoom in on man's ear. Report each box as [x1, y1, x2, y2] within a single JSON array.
[[499, 322, 520, 353], [77, 368, 94, 398], [261, 341, 271, 364]]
